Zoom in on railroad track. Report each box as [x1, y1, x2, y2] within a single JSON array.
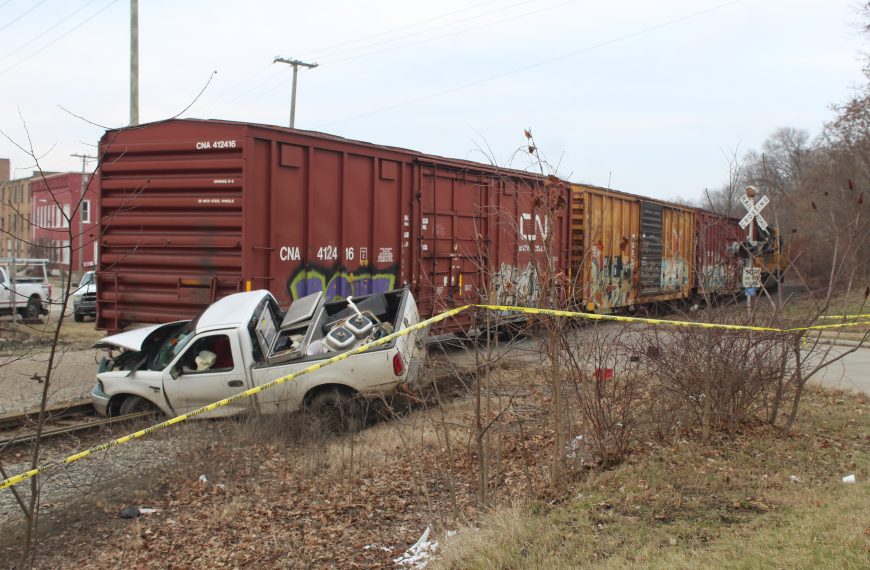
[[0, 400, 154, 449]]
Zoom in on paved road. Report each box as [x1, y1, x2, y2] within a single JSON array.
[[809, 344, 870, 395], [432, 328, 870, 397]]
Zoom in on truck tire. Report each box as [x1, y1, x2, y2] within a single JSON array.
[[307, 389, 361, 433], [74, 311, 84, 322], [23, 297, 41, 320], [119, 396, 158, 417]]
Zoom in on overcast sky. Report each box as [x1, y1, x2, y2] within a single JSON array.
[[0, 0, 866, 201]]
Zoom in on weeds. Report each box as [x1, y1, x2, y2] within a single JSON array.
[[435, 387, 869, 570]]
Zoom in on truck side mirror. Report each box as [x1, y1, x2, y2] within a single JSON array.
[[170, 366, 181, 380]]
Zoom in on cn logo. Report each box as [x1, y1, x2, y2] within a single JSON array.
[[519, 213, 550, 241]]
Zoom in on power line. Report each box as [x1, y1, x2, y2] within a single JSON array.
[[0, 0, 48, 33], [0, 0, 119, 78], [210, 0, 577, 118], [201, 0, 529, 117], [322, 0, 581, 66], [200, 65, 291, 118], [0, 0, 102, 64], [194, 61, 275, 116], [296, 0, 508, 59], [208, 69, 296, 118], [308, 0, 535, 60], [317, 0, 744, 129]]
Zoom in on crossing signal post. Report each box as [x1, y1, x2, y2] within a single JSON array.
[[740, 186, 767, 317]]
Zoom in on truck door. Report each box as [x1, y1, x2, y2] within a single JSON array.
[[161, 330, 254, 418], [0, 268, 9, 310]]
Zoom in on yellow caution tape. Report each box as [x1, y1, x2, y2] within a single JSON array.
[[0, 305, 469, 492], [478, 304, 870, 334], [477, 304, 785, 332], [3, 301, 868, 492], [783, 321, 870, 333], [818, 314, 870, 320]]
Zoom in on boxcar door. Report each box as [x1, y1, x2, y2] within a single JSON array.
[[639, 202, 664, 296], [417, 164, 487, 326]]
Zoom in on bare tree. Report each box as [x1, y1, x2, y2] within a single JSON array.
[[703, 144, 746, 217]]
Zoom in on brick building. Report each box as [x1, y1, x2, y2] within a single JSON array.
[[0, 158, 38, 259], [30, 171, 100, 274]]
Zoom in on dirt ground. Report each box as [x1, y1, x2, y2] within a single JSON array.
[[0, 364, 538, 569], [0, 362, 865, 569], [0, 299, 867, 568], [0, 302, 116, 415]]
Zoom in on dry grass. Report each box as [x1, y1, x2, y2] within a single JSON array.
[[780, 288, 870, 322], [6, 348, 867, 568], [435, 484, 868, 570], [435, 386, 870, 569]]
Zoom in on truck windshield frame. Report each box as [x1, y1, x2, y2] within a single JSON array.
[[79, 271, 95, 287], [150, 316, 201, 371]]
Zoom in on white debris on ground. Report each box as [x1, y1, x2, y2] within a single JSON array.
[[566, 434, 585, 459], [393, 527, 456, 568], [363, 544, 393, 553]]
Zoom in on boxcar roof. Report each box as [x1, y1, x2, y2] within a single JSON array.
[[103, 118, 547, 182]]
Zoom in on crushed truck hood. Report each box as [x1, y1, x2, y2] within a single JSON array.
[[93, 321, 187, 352]]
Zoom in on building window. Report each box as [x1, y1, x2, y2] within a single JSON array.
[[63, 204, 70, 228], [81, 200, 91, 223]]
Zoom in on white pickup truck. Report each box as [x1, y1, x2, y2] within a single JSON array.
[[0, 258, 51, 319], [91, 288, 424, 429], [72, 270, 96, 322]]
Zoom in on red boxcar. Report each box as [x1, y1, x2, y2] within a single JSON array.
[[693, 208, 743, 298], [96, 119, 571, 331]]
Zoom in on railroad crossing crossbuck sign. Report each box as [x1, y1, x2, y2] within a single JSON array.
[[739, 194, 769, 232]]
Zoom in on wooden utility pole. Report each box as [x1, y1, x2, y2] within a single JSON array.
[[273, 57, 318, 128], [130, 0, 139, 125]]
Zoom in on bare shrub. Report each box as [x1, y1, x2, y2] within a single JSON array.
[[638, 318, 789, 438], [560, 322, 644, 468]]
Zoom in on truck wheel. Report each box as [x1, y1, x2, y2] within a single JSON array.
[[74, 311, 84, 322], [23, 297, 41, 320], [119, 396, 158, 417], [307, 390, 361, 433]]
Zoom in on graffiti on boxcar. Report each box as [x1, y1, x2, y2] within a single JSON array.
[[660, 258, 688, 292], [493, 263, 538, 306], [700, 264, 727, 291], [588, 240, 635, 310], [660, 226, 689, 292], [288, 265, 397, 301]]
